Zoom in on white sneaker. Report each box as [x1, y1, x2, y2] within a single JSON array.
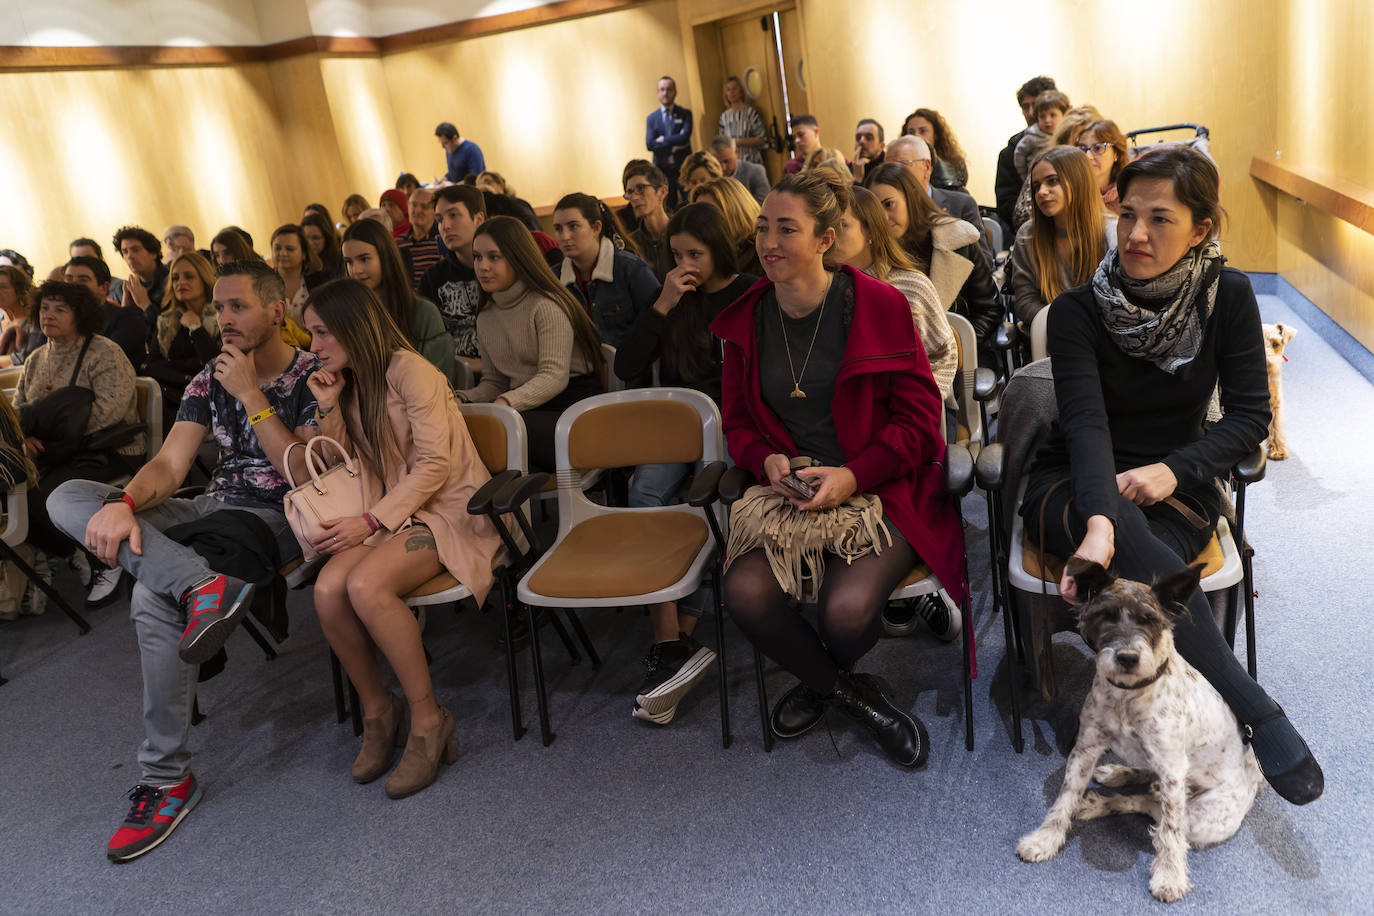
[[70, 551, 92, 588], [86, 566, 124, 608]]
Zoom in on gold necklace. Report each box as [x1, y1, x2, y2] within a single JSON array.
[[776, 273, 833, 399]]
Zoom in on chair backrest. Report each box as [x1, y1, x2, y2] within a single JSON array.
[[133, 377, 163, 462], [601, 343, 625, 393], [552, 388, 722, 531], [946, 311, 982, 448], [459, 402, 528, 475], [981, 216, 1004, 255], [453, 360, 476, 391], [0, 366, 21, 391], [1030, 304, 1050, 362]]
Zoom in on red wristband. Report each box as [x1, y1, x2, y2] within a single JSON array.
[[119, 494, 136, 512], [363, 512, 380, 533]]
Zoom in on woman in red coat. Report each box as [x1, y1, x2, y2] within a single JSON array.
[[710, 172, 965, 767]]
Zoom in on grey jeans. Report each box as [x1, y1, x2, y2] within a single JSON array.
[[47, 480, 297, 783]]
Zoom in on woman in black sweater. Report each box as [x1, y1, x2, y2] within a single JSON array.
[[1022, 147, 1322, 805]]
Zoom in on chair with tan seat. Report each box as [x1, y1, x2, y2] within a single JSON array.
[[511, 388, 731, 747]]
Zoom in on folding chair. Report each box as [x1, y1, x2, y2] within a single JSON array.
[[0, 482, 90, 635], [511, 389, 731, 747]]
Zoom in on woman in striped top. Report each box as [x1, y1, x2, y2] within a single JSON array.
[[719, 76, 767, 166]]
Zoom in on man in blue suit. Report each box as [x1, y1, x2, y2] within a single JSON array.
[[646, 76, 693, 208]]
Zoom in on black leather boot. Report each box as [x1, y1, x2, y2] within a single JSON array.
[[770, 681, 827, 739], [827, 672, 929, 768]]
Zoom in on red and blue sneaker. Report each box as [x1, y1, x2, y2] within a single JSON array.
[[106, 774, 202, 862], [177, 574, 255, 665]]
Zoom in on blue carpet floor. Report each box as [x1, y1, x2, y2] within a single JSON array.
[[0, 286, 1369, 914]]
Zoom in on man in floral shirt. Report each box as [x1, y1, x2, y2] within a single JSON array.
[[48, 260, 320, 863]]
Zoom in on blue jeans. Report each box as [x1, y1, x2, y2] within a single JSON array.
[[47, 480, 298, 783]]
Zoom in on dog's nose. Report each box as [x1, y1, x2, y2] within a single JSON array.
[[1116, 652, 1139, 671]]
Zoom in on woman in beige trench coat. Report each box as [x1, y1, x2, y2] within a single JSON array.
[[302, 278, 500, 800]]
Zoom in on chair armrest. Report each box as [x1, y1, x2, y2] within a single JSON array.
[[467, 468, 521, 516], [974, 442, 1004, 491], [992, 321, 1016, 351], [1234, 446, 1266, 485], [493, 472, 552, 515], [973, 367, 997, 401], [944, 443, 974, 498], [687, 461, 728, 507], [717, 466, 755, 505]]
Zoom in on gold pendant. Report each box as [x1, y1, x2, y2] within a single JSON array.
[[789, 385, 806, 399]]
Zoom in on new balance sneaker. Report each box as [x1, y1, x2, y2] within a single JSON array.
[[916, 593, 962, 642], [86, 566, 125, 609], [177, 574, 256, 665], [634, 633, 717, 718], [631, 701, 677, 725], [881, 600, 921, 637], [106, 773, 202, 862]]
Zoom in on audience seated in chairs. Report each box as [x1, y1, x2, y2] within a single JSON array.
[[475, 172, 542, 232], [827, 181, 957, 404], [114, 226, 169, 337], [863, 162, 1000, 361], [303, 279, 502, 799], [612, 203, 757, 722], [882, 136, 988, 261], [341, 193, 369, 226], [1012, 105, 1104, 230], [679, 150, 724, 203], [1018, 146, 1323, 807], [419, 184, 487, 380], [0, 390, 37, 619], [403, 188, 443, 289], [341, 218, 454, 382], [0, 264, 39, 369], [46, 259, 320, 863], [1079, 119, 1130, 215], [689, 176, 764, 276], [903, 107, 969, 190], [995, 75, 1059, 232], [850, 118, 885, 183], [457, 217, 606, 472], [144, 251, 221, 425], [63, 256, 147, 372], [623, 163, 672, 276], [301, 212, 344, 282], [709, 135, 770, 203], [210, 226, 258, 267], [1008, 146, 1116, 325], [1013, 90, 1072, 181], [15, 281, 145, 602], [270, 224, 325, 328], [710, 173, 964, 767], [552, 193, 659, 349]]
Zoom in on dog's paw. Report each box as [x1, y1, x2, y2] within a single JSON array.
[[1266, 444, 1288, 460], [1149, 864, 1192, 903], [1017, 828, 1065, 863], [1094, 764, 1152, 787]]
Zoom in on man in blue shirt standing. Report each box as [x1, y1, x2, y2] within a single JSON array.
[[645, 76, 692, 208], [435, 122, 486, 184]]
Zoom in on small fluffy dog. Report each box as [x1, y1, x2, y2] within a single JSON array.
[[1017, 559, 1262, 903], [1262, 322, 1296, 460]]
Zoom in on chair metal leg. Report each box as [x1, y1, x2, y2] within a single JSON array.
[[329, 649, 347, 724], [546, 610, 582, 666], [527, 601, 555, 746], [0, 541, 90, 634], [999, 586, 1025, 753], [712, 566, 732, 749], [563, 610, 601, 670], [753, 647, 774, 752], [1242, 543, 1258, 680], [499, 578, 526, 742], [238, 618, 278, 661], [961, 592, 975, 752]]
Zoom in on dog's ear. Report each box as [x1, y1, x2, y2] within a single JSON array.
[[1152, 563, 1205, 616], [1066, 555, 1114, 600], [1279, 322, 1297, 346]]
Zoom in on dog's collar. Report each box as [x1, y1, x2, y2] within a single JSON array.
[[1106, 658, 1171, 690]]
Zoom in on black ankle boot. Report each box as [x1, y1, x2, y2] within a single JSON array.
[[827, 672, 929, 768], [771, 681, 827, 739]]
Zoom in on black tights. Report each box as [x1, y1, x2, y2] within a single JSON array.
[[1024, 485, 1305, 770], [723, 540, 917, 694]]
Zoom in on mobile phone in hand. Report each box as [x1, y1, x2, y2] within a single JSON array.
[[779, 472, 816, 500]]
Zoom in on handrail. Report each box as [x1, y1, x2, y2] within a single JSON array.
[[1250, 155, 1374, 236]]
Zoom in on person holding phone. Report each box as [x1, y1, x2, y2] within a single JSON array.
[[710, 173, 965, 768]]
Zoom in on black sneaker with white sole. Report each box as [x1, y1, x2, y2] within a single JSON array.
[[86, 566, 125, 609], [915, 593, 962, 642], [633, 633, 716, 719], [882, 600, 920, 637]]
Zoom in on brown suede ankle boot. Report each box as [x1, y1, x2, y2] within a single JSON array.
[[352, 693, 407, 784], [385, 707, 458, 799]]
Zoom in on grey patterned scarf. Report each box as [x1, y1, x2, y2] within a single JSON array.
[[1091, 240, 1224, 374]]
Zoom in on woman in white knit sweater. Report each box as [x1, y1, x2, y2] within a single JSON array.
[[828, 184, 957, 404], [458, 217, 605, 470]]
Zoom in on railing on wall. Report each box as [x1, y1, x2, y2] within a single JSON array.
[[1251, 156, 1374, 236]]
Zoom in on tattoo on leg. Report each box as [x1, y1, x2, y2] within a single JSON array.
[[404, 531, 436, 553]]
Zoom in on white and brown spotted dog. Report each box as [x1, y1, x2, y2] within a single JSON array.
[[1262, 322, 1297, 460], [1016, 559, 1262, 903]]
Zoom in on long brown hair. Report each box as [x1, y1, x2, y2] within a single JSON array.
[[341, 218, 442, 353], [474, 217, 605, 379], [158, 251, 220, 357], [907, 108, 969, 185], [305, 279, 419, 478], [845, 185, 918, 281], [659, 204, 738, 384], [1028, 146, 1106, 303], [271, 224, 322, 275], [862, 161, 947, 271], [690, 176, 760, 254]]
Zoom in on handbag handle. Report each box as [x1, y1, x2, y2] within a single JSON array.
[[282, 436, 357, 494]]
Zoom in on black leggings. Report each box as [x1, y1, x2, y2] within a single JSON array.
[[1023, 479, 1279, 726], [723, 539, 917, 694]]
